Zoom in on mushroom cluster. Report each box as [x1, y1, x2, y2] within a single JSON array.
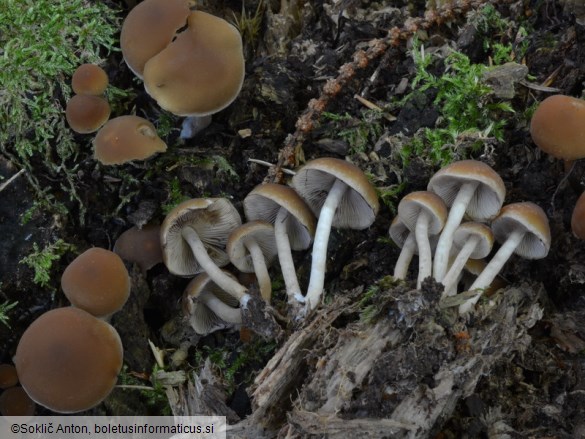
[[390, 160, 551, 315], [0, 363, 35, 418]]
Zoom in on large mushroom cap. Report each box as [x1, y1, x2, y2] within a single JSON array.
[[292, 158, 379, 229], [61, 247, 131, 317], [120, 0, 191, 78], [492, 202, 551, 259], [66, 94, 110, 134], [397, 191, 448, 234], [143, 11, 245, 116], [161, 198, 242, 276], [427, 160, 506, 221], [227, 221, 278, 273], [244, 183, 316, 250], [72, 63, 109, 95], [14, 307, 123, 413]]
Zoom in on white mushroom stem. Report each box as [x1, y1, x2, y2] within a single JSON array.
[[200, 291, 242, 324], [459, 229, 524, 314], [393, 233, 416, 280], [275, 208, 305, 304], [182, 227, 249, 303], [441, 235, 480, 296], [180, 115, 212, 139], [305, 179, 348, 310], [415, 212, 432, 289], [433, 181, 479, 282], [245, 239, 272, 303]]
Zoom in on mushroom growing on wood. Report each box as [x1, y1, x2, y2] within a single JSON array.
[[459, 202, 551, 314], [428, 160, 505, 282], [292, 158, 379, 311]]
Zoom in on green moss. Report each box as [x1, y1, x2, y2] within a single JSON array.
[[19, 239, 75, 289], [0, 300, 18, 328], [322, 110, 384, 155]]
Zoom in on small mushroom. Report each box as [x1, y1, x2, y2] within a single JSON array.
[[61, 247, 131, 318], [0, 387, 35, 417], [428, 160, 506, 282], [460, 258, 508, 297], [14, 307, 123, 413], [113, 224, 163, 274], [459, 202, 551, 314], [227, 221, 278, 303], [72, 63, 109, 95], [243, 183, 316, 305], [0, 364, 18, 389], [292, 158, 379, 310], [65, 94, 110, 134], [182, 272, 242, 336], [397, 191, 448, 288], [571, 191, 585, 239], [93, 115, 167, 165]]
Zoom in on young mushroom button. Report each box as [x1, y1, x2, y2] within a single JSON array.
[[292, 158, 379, 311], [459, 202, 551, 314], [66, 94, 110, 134], [428, 160, 505, 282], [72, 63, 109, 95]]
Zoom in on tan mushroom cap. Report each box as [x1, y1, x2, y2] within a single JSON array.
[[227, 221, 278, 273], [113, 224, 163, 274], [292, 157, 380, 229], [530, 95, 585, 160], [93, 115, 167, 165], [244, 183, 316, 250], [397, 191, 448, 234], [61, 247, 131, 317], [120, 0, 190, 78], [0, 364, 18, 389], [571, 191, 585, 239], [492, 202, 551, 259], [72, 63, 109, 95], [14, 307, 123, 413], [143, 11, 245, 116], [453, 222, 494, 259], [65, 94, 110, 134], [428, 160, 506, 221], [0, 387, 36, 417], [161, 198, 242, 276]]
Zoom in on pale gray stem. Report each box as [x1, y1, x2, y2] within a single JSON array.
[[274, 208, 304, 304], [415, 211, 431, 289], [433, 181, 479, 282], [245, 239, 272, 304], [393, 233, 416, 280], [441, 235, 479, 296], [200, 290, 242, 324], [180, 115, 212, 139]]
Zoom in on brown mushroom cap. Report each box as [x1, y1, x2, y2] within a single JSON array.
[[65, 94, 110, 134], [397, 191, 448, 235], [143, 11, 245, 116], [113, 224, 163, 273], [0, 387, 36, 417], [61, 247, 131, 317], [72, 63, 109, 95], [453, 222, 494, 259], [571, 192, 585, 239], [14, 307, 123, 413], [530, 95, 585, 160], [226, 221, 278, 273], [120, 0, 190, 78], [0, 364, 18, 389], [93, 115, 167, 165]]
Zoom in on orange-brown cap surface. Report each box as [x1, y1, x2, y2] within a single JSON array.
[[397, 191, 448, 235], [143, 11, 245, 116], [14, 307, 123, 413], [72, 64, 109, 95], [0, 387, 35, 417], [93, 115, 167, 165], [571, 191, 585, 239], [66, 94, 110, 134], [113, 224, 163, 274], [0, 364, 18, 389], [61, 247, 130, 317]]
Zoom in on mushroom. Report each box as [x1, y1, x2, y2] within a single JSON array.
[[292, 158, 379, 310], [243, 183, 316, 305], [72, 63, 109, 95], [0, 364, 18, 389], [61, 247, 131, 318], [227, 221, 278, 303], [571, 191, 585, 239], [182, 272, 242, 335], [160, 198, 250, 304], [14, 307, 123, 413], [397, 191, 448, 288], [440, 222, 494, 296], [93, 115, 167, 165], [142, 11, 245, 138], [65, 94, 110, 134], [428, 160, 506, 282], [120, 0, 190, 79], [0, 387, 35, 417], [113, 224, 163, 274], [459, 202, 551, 314], [460, 258, 508, 297]]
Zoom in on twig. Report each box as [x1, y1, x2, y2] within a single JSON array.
[[248, 158, 296, 176], [0, 168, 24, 193]]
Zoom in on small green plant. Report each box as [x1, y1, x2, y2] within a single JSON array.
[[19, 239, 75, 289], [162, 178, 191, 214], [231, 0, 265, 48], [322, 110, 384, 154], [0, 300, 18, 328], [118, 365, 171, 415]]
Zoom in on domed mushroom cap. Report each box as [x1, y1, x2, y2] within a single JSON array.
[[428, 160, 506, 221], [0, 364, 18, 389], [453, 222, 494, 259], [492, 202, 551, 259], [14, 307, 123, 413], [292, 158, 379, 229], [72, 63, 109, 95], [61, 247, 131, 317], [120, 0, 191, 78], [161, 198, 242, 276], [93, 115, 167, 165], [244, 183, 316, 250], [113, 224, 163, 273], [389, 216, 410, 248], [571, 191, 585, 239], [227, 221, 278, 273], [66, 94, 110, 134], [143, 11, 245, 116], [0, 387, 36, 417], [397, 191, 447, 233], [530, 95, 585, 160]]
